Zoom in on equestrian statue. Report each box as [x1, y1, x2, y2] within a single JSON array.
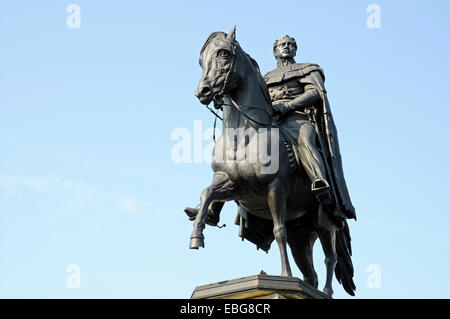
[[185, 27, 357, 296]]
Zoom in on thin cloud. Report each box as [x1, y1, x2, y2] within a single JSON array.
[[0, 174, 151, 215]]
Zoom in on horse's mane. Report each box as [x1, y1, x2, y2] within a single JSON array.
[[200, 32, 227, 54], [245, 54, 273, 108]]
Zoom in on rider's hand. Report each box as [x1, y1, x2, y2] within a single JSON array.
[[272, 103, 290, 116]]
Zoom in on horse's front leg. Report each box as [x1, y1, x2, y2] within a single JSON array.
[[190, 172, 237, 249], [267, 177, 292, 277]]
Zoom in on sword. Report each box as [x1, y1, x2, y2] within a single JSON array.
[[308, 106, 340, 207]]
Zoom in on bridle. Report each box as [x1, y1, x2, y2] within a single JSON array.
[[208, 40, 272, 128], [214, 40, 237, 107]]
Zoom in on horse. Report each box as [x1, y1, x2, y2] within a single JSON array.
[[188, 26, 355, 296]]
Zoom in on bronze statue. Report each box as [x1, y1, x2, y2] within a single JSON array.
[[185, 27, 356, 296]]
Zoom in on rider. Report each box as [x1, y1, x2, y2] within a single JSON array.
[[265, 34, 355, 219], [265, 34, 355, 220], [185, 35, 356, 226], [265, 35, 330, 202]]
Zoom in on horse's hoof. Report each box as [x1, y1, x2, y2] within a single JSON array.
[[190, 237, 204, 249], [323, 287, 333, 297]]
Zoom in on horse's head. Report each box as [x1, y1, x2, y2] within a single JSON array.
[[196, 26, 246, 106]]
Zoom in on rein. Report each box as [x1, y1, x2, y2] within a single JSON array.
[[203, 39, 273, 141], [224, 95, 272, 127]]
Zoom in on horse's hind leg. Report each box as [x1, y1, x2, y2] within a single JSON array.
[[190, 172, 237, 249], [317, 229, 337, 297], [267, 178, 292, 277], [286, 223, 319, 288]]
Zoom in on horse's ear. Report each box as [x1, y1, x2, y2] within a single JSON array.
[[227, 25, 236, 43]]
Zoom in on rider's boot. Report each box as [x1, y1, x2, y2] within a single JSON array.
[[311, 178, 332, 205]]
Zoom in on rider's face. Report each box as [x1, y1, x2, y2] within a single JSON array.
[[275, 40, 296, 60]]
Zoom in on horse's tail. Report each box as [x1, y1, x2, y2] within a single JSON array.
[[335, 220, 356, 296]]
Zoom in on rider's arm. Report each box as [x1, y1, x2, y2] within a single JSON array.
[[284, 82, 320, 111], [273, 78, 321, 116]]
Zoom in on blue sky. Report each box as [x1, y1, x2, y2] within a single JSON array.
[[1, 0, 450, 298]]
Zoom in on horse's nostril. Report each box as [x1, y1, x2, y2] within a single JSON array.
[[201, 87, 211, 96]]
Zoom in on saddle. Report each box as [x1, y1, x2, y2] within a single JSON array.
[[278, 125, 301, 173]]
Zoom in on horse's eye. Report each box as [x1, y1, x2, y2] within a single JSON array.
[[218, 50, 228, 59]]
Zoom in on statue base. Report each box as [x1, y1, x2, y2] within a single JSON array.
[[190, 274, 330, 299]]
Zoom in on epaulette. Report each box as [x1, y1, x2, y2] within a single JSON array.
[[264, 63, 324, 86]]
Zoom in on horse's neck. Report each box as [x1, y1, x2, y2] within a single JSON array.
[[223, 74, 271, 131]]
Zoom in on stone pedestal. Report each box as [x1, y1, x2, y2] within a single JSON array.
[[191, 274, 330, 299]]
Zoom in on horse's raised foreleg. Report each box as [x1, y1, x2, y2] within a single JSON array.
[[267, 178, 292, 277], [318, 229, 337, 297], [190, 172, 237, 249]]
